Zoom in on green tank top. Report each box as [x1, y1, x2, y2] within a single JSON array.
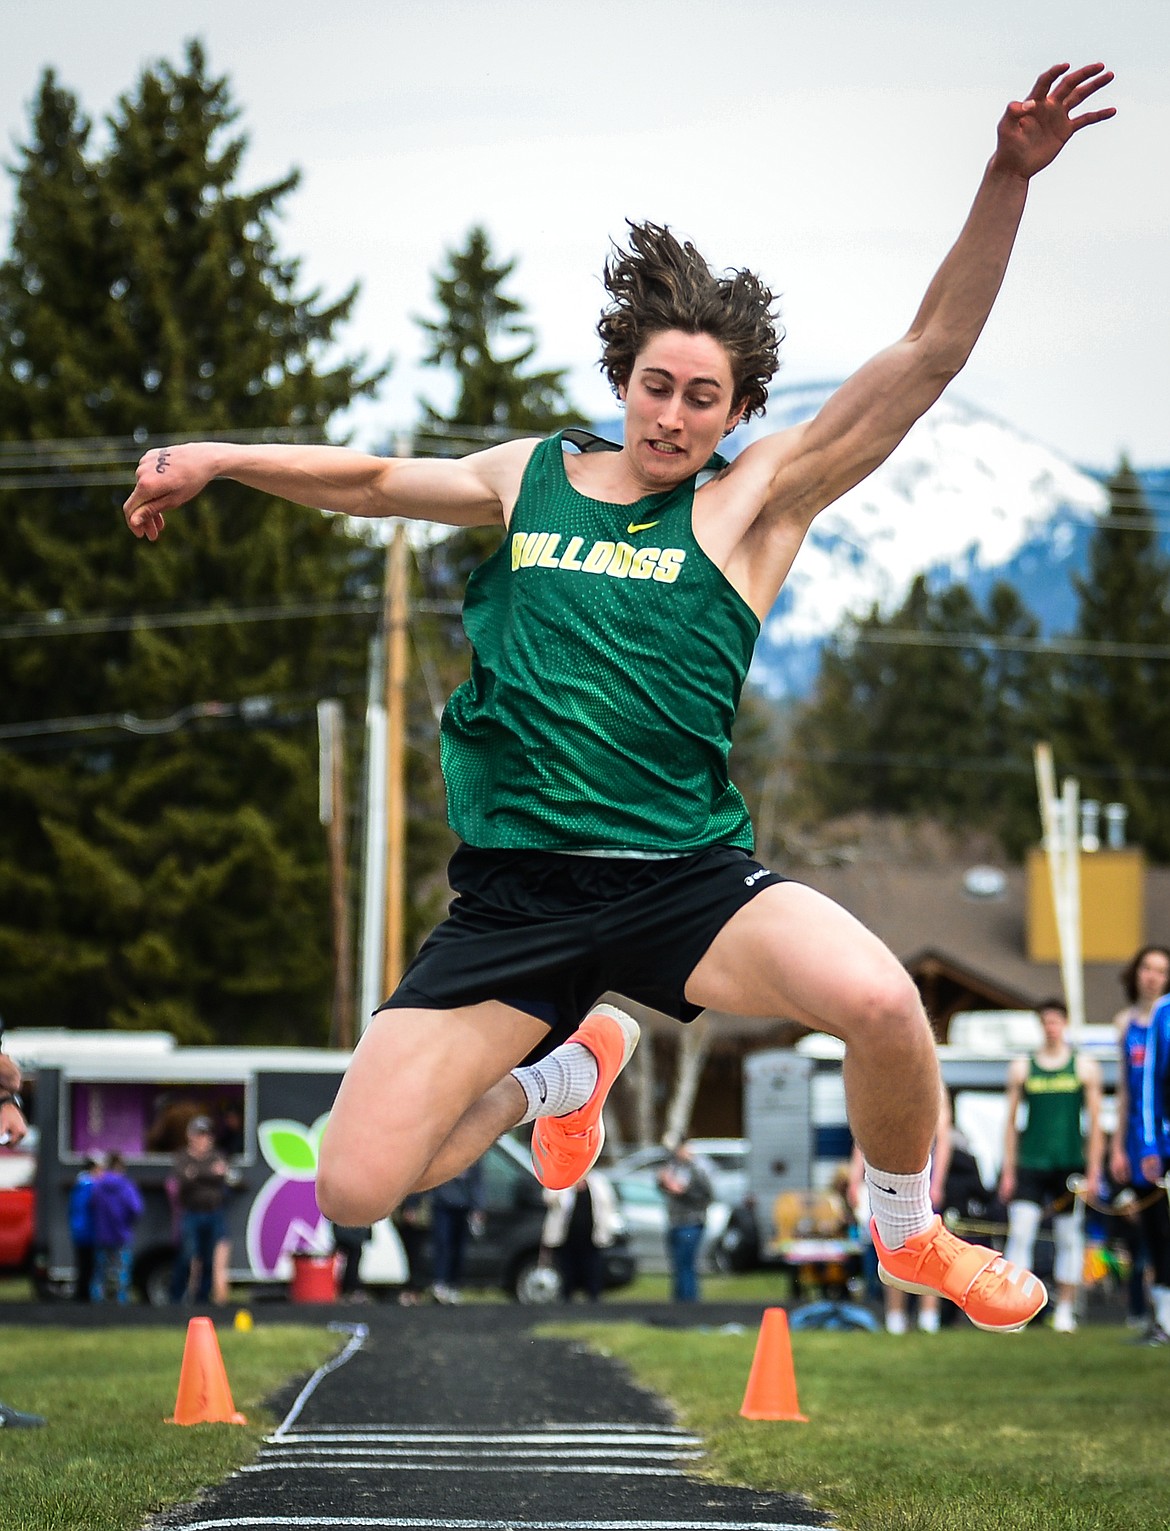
[[440, 432, 760, 852], [1018, 1052, 1085, 1171]]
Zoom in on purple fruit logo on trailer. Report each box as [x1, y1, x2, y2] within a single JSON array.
[[245, 1114, 332, 1278]]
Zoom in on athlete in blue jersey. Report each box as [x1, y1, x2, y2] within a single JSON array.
[[125, 66, 1115, 1335], [1110, 946, 1170, 1342]]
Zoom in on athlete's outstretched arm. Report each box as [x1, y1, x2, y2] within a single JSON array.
[[750, 63, 1115, 527], [123, 436, 536, 542]]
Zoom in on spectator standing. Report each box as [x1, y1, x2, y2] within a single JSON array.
[[393, 1194, 429, 1305], [170, 1115, 231, 1304], [657, 1140, 714, 1302], [332, 1222, 372, 1300], [1110, 946, 1170, 1343], [69, 1157, 102, 1303], [999, 1000, 1103, 1333], [90, 1153, 144, 1303], [429, 1160, 485, 1304], [542, 1170, 622, 1302]]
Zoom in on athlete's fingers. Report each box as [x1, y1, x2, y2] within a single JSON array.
[[1023, 62, 1070, 106], [1054, 63, 1112, 104], [1067, 106, 1117, 135]]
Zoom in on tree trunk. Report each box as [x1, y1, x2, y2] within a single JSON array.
[[663, 1013, 714, 1147]]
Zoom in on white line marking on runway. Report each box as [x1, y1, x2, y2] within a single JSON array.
[[173, 1518, 821, 1530], [282, 1424, 696, 1435], [271, 1431, 702, 1446], [271, 1325, 369, 1442], [238, 1461, 691, 1477], [257, 1446, 702, 1461]]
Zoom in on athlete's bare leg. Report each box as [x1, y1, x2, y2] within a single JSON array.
[[317, 1001, 547, 1227], [684, 881, 940, 1174]]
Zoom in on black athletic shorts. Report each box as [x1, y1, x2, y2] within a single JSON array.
[[1014, 1165, 1083, 1209], [376, 842, 786, 1062]]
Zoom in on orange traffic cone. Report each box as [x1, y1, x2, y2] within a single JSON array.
[[739, 1306, 808, 1422], [167, 1316, 247, 1426]]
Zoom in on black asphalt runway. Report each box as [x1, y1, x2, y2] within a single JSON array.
[[137, 1303, 831, 1531]]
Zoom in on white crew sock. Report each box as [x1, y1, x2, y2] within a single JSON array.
[[512, 1043, 598, 1125], [864, 1159, 934, 1250]]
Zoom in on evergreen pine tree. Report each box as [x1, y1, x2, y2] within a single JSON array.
[[0, 43, 384, 1040], [417, 225, 584, 431], [1055, 459, 1170, 858], [788, 574, 1049, 852]]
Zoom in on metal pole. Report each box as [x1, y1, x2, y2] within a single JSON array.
[[382, 522, 409, 1000], [357, 636, 388, 1033]]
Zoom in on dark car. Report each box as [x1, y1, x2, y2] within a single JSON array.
[[416, 1134, 636, 1304]]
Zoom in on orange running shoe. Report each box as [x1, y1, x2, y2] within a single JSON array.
[[872, 1215, 1047, 1333], [531, 1004, 640, 1191]]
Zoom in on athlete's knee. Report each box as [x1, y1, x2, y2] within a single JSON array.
[[844, 966, 928, 1044], [316, 1139, 401, 1227]]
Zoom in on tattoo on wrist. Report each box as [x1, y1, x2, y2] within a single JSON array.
[[156, 449, 172, 475]]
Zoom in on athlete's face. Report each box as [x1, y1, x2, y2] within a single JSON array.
[[1136, 950, 1170, 1001], [1039, 1007, 1068, 1046], [619, 330, 745, 487]]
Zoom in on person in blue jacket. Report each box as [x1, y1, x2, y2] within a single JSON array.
[[68, 1156, 101, 1304], [90, 1153, 144, 1303], [1110, 948, 1170, 1343]]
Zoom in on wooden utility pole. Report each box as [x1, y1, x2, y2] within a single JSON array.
[[382, 522, 409, 999], [317, 699, 354, 1048]]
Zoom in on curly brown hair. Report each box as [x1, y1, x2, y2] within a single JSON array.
[[597, 221, 782, 423]]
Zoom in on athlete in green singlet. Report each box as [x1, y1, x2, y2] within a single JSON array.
[[124, 65, 1115, 1332], [999, 1000, 1104, 1333]]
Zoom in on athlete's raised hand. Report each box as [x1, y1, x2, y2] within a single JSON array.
[[123, 442, 219, 541], [993, 62, 1115, 180]]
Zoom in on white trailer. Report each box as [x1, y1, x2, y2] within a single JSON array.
[[4, 1029, 408, 1301]]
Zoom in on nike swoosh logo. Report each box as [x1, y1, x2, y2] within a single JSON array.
[[627, 519, 660, 534]]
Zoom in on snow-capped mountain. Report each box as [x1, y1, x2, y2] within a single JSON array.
[[729, 383, 1118, 697], [592, 382, 1150, 700]]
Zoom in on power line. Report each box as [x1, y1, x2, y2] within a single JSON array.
[[773, 749, 1170, 782], [3, 603, 1167, 663], [0, 595, 461, 642], [0, 689, 356, 749], [851, 629, 1170, 661]]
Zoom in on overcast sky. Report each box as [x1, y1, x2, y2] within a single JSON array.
[[4, 1, 1167, 469]]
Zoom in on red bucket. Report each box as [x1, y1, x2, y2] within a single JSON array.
[[289, 1252, 338, 1303]]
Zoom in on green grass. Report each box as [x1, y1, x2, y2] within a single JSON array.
[[0, 1268, 788, 1306], [608, 1269, 794, 1303], [551, 1320, 1170, 1531], [0, 1322, 340, 1531]]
